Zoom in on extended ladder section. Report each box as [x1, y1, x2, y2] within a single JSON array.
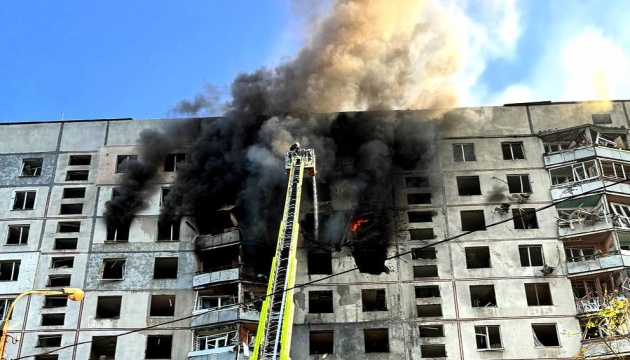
[[252, 144, 315, 360]]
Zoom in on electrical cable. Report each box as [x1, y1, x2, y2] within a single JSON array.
[[15, 175, 630, 359]]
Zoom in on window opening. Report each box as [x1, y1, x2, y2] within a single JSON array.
[[415, 286, 440, 298], [309, 330, 334, 355], [57, 222, 81, 233], [68, 155, 92, 166], [1, 298, 15, 320], [502, 142, 525, 160], [592, 113, 612, 124], [406, 176, 429, 188], [409, 229, 435, 240], [21, 158, 43, 176], [525, 283, 553, 305], [62, 187, 86, 199], [157, 220, 180, 241], [453, 143, 476, 162], [309, 291, 333, 313], [160, 187, 171, 206], [150, 295, 176, 316], [164, 153, 186, 172], [465, 247, 491, 268], [362, 289, 387, 311], [0, 260, 20, 281], [116, 155, 138, 173], [51, 257, 74, 268], [470, 285, 497, 307], [90, 336, 117, 359], [408, 211, 433, 223], [413, 265, 438, 278], [456, 176, 481, 196], [197, 296, 232, 311], [101, 259, 126, 280], [106, 222, 130, 242], [421, 345, 446, 358], [44, 296, 68, 308], [47, 275, 71, 287], [60, 203, 83, 215], [532, 324, 560, 347], [475, 325, 503, 349], [519, 245, 544, 266], [565, 247, 595, 262], [153, 257, 178, 279], [417, 304, 443, 317], [407, 193, 431, 204], [193, 331, 237, 352], [41, 313, 65, 326], [411, 248, 436, 260], [54, 238, 78, 250], [419, 325, 444, 337], [65, 170, 89, 181], [37, 335, 62, 347], [513, 208, 538, 229], [460, 210, 486, 231], [6, 225, 29, 245], [146, 335, 173, 359], [96, 296, 122, 319], [12, 190, 36, 210], [307, 250, 332, 275], [364, 328, 389, 353], [507, 174, 532, 193]]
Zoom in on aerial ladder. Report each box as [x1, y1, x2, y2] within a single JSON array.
[[252, 143, 316, 360]]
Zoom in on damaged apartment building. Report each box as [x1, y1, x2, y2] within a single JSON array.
[[3, 100, 630, 359]]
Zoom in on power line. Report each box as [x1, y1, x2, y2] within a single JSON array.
[[15, 176, 630, 359]]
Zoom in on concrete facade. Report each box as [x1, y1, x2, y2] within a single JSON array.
[[1, 101, 630, 359]]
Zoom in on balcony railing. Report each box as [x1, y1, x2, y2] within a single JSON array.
[[567, 252, 630, 276], [190, 304, 260, 328], [195, 229, 240, 251]]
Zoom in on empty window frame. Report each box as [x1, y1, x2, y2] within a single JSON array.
[[101, 259, 126, 280], [407, 193, 431, 204], [501, 142, 525, 160], [106, 223, 130, 242], [411, 248, 436, 260], [160, 187, 171, 206], [413, 265, 438, 278], [565, 247, 595, 262], [417, 304, 443, 317], [415, 285, 440, 298], [41, 313, 65, 326], [153, 257, 178, 279], [21, 158, 43, 176], [0, 260, 20, 281], [111, 187, 121, 200], [65, 170, 89, 181], [197, 296, 232, 310], [157, 220, 180, 241], [525, 283, 553, 306], [460, 210, 486, 231], [62, 187, 86, 199], [1, 298, 14, 320], [507, 174, 532, 193], [457, 176, 481, 196], [146, 335, 173, 359], [194, 331, 237, 352], [453, 143, 476, 162], [519, 245, 544, 266], [51, 257, 74, 269], [116, 155, 138, 173], [309, 330, 334, 355], [57, 221, 81, 233], [307, 250, 333, 275], [34, 356, 58, 360], [309, 290, 333, 313], [592, 113, 612, 125], [475, 325, 503, 350], [550, 160, 598, 186], [47, 275, 71, 287], [90, 336, 117, 359], [6, 224, 29, 245], [364, 328, 389, 353], [543, 143, 570, 154], [421, 345, 447, 358], [53, 238, 78, 250], [409, 229, 435, 240], [68, 155, 92, 166], [512, 208, 539, 229], [532, 324, 560, 347], [419, 325, 444, 338], [150, 295, 176, 316], [164, 153, 186, 172], [611, 203, 630, 227], [408, 211, 433, 223], [12, 190, 36, 210], [470, 285, 497, 307], [60, 203, 83, 215], [43, 296, 68, 308], [37, 334, 62, 347], [362, 289, 387, 311], [96, 296, 122, 319], [406, 176, 429, 188], [600, 160, 630, 180], [465, 247, 491, 269]]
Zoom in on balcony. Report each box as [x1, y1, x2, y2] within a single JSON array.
[[575, 298, 603, 315], [195, 229, 240, 251], [550, 179, 630, 201], [581, 336, 630, 359], [193, 267, 241, 288], [189, 352, 237, 360], [567, 252, 630, 276], [191, 305, 260, 328], [544, 146, 597, 167]]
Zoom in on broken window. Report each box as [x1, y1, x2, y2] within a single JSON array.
[[12, 190, 36, 210], [470, 285, 497, 307], [6, 224, 29, 245], [550, 160, 598, 185], [307, 250, 333, 275], [53, 238, 78, 250], [525, 283, 552, 306], [411, 248, 436, 260], [90, 336, 117, 359], [456, 176, 481, 196], [408, 211, 433, 223], [116, 154, 138, 173], [164, 153, 186, 172], [150, 295, 176, 316], [465, 247, 491, 269], [146, 335, 173, 359], [600, 161, 630, 180], [57, 221, 81, 233], [309, 330, 334, 355], [413, 265, 438, 278], [21, 158, 43, 176], [565, 247, 595, 262], [41, 313, 65, 326], [415, 285, 440, 298], [362, 289, 387, 311], [51, 257, 74, 269], [421, 345, 446, 358], [611, 203, 630, 228], [96, 296, 122, 319], [197, 296, 232, 310], [62, 187, 86, 199], [309, 290, 333, 313], [507, 174, 532, 193], [364, 328, 389, 353], [153, 257, 178, 279], [417, 304, 442, 317], [37, 334, 62, 347], [43, 296, 68, 308], [65, 170, 89, 181], [419, 325, 444, 337], [101, 259, 126, 280], [68, 155, 92, 166], [111, 187, 121, 200], [532, 324, 560, 347], [519, 245, 544, 266], [460, 210, 486, 231], [34, 355, 58, 360], [157, 220, 180, 241], [1, 298, 14, 320], [543, 143, 570, 154], [0, 260, 20, 281], [160, 187, 171, 206], [592, 113, 612, 125], [453, 143, 476, 162], [406, 176, 429, 188], [512, 208, 538, 229], [106, 223, 130, 242], [501, 142, 525, 160], [407, 193, 431, 204], [409, 228, 435, 240], [475, 325, 503, 350], [194, 331, 237, 352], [60, 203, 83, 215], [47, 275, 71, 287]]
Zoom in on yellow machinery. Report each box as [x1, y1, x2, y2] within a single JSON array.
[[252, 143, 316, 359]]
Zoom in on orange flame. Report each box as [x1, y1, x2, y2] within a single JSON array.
[[351, 219, 369, 232]]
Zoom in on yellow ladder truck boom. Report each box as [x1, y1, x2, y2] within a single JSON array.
[[252, 143, 316, 359]]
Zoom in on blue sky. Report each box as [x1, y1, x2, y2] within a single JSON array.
[[1, 1, 629, 122]]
